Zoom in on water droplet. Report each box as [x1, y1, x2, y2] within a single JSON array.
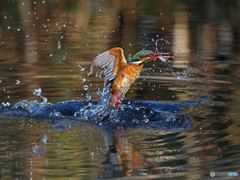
[[42, 135, 48, 143], [83, 85, 89, 90], [62, 56, 65, 59], [16, 80, 20, 84], [0, 80, 2, 83], [162, 27, 164, 30], [86, 93, 91, 100], [50, 53, 53, 57], [95, 88, 102, 97], [78, 65, 85, 71], [33, 87, 42, 96]]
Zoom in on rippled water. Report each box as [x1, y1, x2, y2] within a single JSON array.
[[0, 0, 240, 179]]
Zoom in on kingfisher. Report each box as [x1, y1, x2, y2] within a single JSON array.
[[92, 47, 173, 108]]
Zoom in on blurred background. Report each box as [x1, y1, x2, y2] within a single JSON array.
[[1, 0, 240, 179]]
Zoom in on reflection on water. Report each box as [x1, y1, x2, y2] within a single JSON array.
[[0, 0, 240, 179]]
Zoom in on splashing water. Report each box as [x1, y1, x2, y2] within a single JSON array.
[[42, 134, 48, 143], [139, 38, 171, 53], [33, 87, 48, 103], [0, 82, 200, 130], [78, 65, 85, 72], [74, 87, 121, 123], [87, 64, 94, 76], [144, 38, 194, 81]]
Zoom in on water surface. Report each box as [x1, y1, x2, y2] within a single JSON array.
[[0, 0, 240, 179]]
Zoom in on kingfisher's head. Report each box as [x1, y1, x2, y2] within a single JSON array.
[[128, 50, 167, 65]]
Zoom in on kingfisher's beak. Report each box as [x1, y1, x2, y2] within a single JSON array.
[[149, 53, 161, 60], [152, 52, 174, 62]]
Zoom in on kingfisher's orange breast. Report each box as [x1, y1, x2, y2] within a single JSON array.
[[112, 64, 143, 95]]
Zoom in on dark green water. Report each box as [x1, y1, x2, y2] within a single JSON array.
[[0, 0, 240, 179]]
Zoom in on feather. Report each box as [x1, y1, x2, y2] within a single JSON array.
[[92, 47, 127, 82]]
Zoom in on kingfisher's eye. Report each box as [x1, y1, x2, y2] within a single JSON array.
[[147, 54, 152, 57]]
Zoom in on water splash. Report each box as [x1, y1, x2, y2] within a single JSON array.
[[0, 83, 199, 130], [74, 87, 120, 123], [139, 38, 171, 52], [33, 87, 48, 103], [42, 134, 48, 143], [78, 65, 85, 71], [154, 38, 171, 52], [87, 64, 94, 76]]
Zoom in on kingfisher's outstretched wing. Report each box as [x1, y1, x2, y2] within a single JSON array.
[[92, 47, 128, 81]]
